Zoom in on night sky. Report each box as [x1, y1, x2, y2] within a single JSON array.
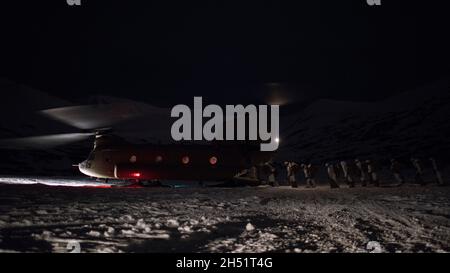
[[1, 0, 449, 107]]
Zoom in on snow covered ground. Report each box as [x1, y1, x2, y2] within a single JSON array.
[[0, 176, 111, 187], [0, 179, 448, 253]]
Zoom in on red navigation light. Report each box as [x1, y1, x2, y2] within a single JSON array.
[[209, 156, 218, 165], [131, 172, 141, 178]]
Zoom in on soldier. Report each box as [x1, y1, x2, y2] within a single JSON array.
[[325, 162, 340, 188], [340, 160, 355, 187], [285, 161, 299, 188], [429, 158, 444, 185], [249, 166, 259, 180], [335, 162, 343, 183], [366, 159, 380, 187], [390, 159, 405, 185], [411, 158, 425, 186], [355, 159, 367, 187], [348, 160, 359, 187], [264, 161, 279, 187], [301, 163, 316, 188], [307, 163, 317, 188], [300, 164, 308, 187]]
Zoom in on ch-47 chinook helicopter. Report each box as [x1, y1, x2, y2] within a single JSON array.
[[0, 103, 275, 186]]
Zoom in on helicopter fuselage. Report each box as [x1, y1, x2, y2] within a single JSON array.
[[78, 142, 273, 182]]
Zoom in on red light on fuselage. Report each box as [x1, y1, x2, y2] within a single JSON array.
[[131, 172, 141, 178]]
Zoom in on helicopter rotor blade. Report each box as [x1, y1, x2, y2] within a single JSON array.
[[40, 103, 149, 130], [0, 133, 95, 150]]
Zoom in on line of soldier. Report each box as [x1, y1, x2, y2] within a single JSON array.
[[263, 157, 445, 188]]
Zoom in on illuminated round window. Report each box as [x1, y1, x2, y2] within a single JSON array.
[[155, 155, 163, 163], [129, 155, 137, 163], [209, 156, 218, 165], [181, 156, 190, 164]]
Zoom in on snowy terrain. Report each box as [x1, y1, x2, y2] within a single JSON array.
[[0, 176, 111, 187], [0, 181, 448, 253], [278, 79, 450, 162]]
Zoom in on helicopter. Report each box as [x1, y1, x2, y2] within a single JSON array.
[[0, 102, 276, 186]]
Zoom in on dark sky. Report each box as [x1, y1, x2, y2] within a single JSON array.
[[0, 0, 449, 107]]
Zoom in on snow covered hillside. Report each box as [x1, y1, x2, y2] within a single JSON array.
[[279, 79, 450, 163]]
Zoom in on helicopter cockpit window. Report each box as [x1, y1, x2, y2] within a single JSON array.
[[209, 156, 218, 165], [181, 156, 190, 165], [129, 155, 137, 163]]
